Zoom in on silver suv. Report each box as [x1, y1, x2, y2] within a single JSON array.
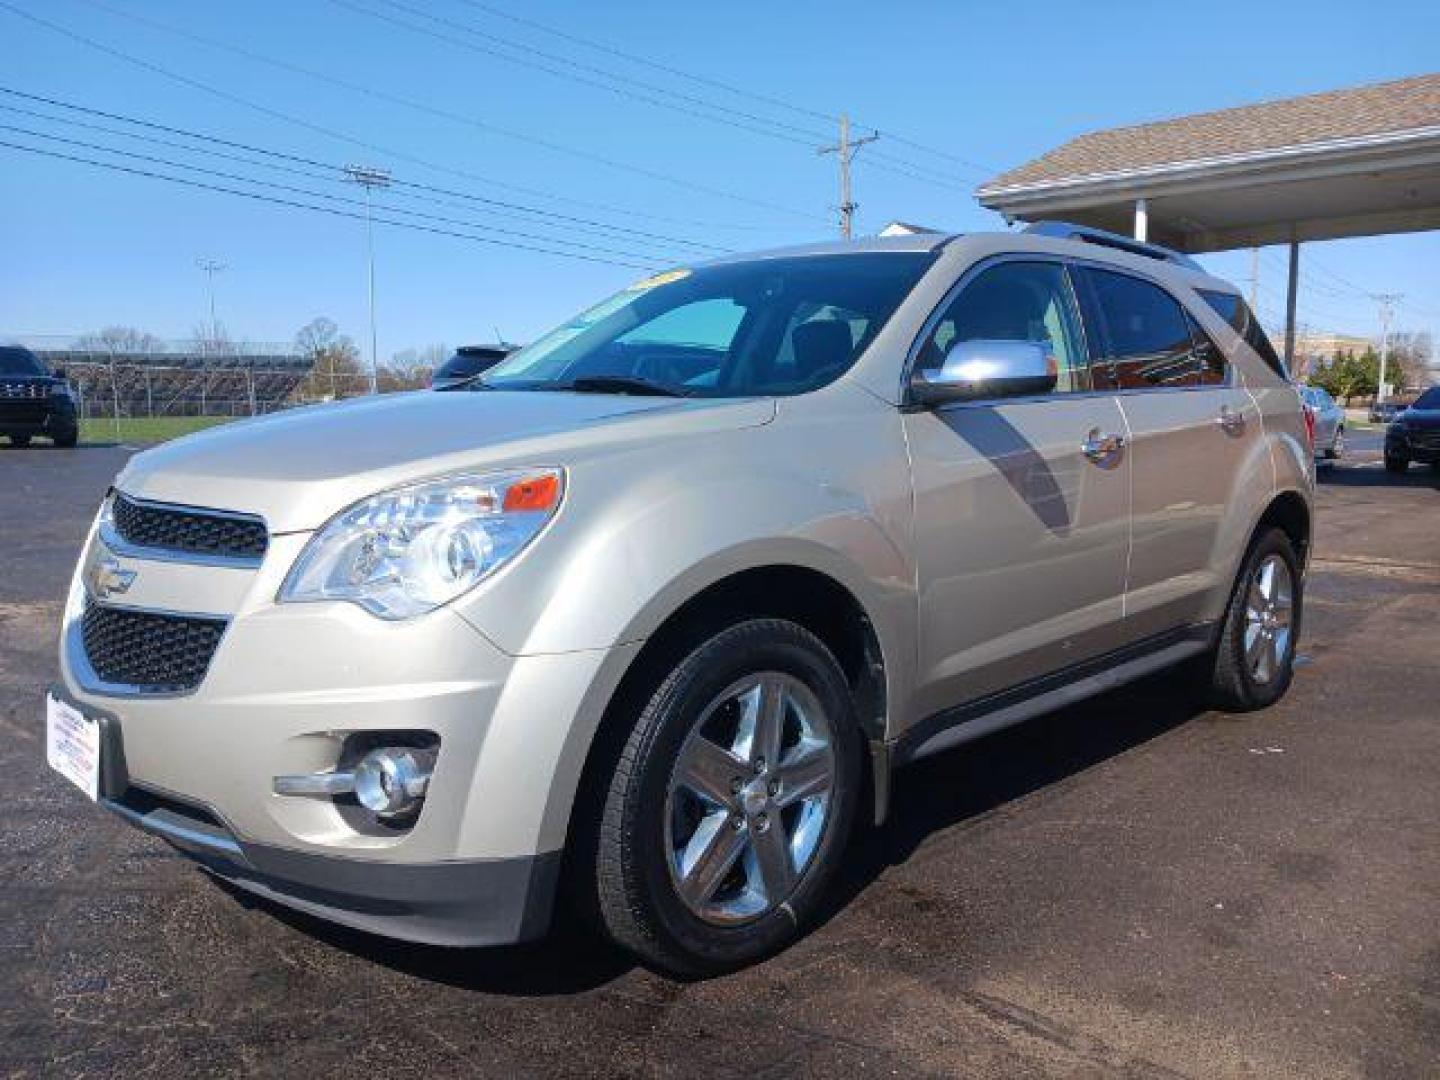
[[47, 226, 1313, 974]]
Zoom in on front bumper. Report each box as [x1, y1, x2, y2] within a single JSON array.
[[1387, 431, 1440, 463], [58, 520, 639, 947]]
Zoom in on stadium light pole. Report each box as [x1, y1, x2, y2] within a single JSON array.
[[196, 258, 227, 351], [344, 164, 391, 395]]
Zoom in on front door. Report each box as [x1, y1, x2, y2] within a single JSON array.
[[903, 259, 1132, 720]]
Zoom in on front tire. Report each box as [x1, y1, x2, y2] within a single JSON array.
[[8, 433, 31, 447], [1384, 453, 1409, 474], [585, 619, 861, 976], [52, 426, 78, 448], [1207, 528, 1302, 711]]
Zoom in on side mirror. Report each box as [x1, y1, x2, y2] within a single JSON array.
[[910, 339, 1056, 406]]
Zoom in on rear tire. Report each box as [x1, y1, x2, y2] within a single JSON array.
[[1206, 528, 1302, 712], [581, 619, 861, 976], [8, 433, 30, 447], [1384, 453, 1409, 474], [52, 426, 78, 448], [1324, 427, 1343, 460]]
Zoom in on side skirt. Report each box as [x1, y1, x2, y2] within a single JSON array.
[[891, 624, 1214, 770]]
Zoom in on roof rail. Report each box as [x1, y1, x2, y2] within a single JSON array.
[[1023, 221, 1202, 271]]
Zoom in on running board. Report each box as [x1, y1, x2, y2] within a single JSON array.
[[894, 630, 1211, 767]]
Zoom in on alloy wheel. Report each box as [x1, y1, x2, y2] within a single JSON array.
[[664, 672, 835, 925], [1244, 554, 1294, 685]]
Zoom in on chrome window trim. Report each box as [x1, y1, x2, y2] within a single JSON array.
[[66, 593, 231, 699], [107, 490, 267, 569]]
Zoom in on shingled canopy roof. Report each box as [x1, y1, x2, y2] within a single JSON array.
[[976, 73, 1440, 253]]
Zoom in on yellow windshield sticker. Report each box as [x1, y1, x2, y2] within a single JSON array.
[[625, 268, 691, 292]]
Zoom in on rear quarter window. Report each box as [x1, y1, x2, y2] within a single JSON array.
[[1197, 290, 1286, 378]]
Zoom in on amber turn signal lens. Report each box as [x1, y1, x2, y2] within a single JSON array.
[[503, 473, 560, 512]]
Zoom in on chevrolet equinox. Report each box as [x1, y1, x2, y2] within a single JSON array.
[[47, 224, 1314, 974]]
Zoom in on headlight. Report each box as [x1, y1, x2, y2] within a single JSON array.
[[279, 468, 563, 619]]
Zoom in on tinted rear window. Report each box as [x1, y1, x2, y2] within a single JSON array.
[[1197, 290, 1286, 377], [0, 346, 44, 376], [1081, 268, 1200, 390]]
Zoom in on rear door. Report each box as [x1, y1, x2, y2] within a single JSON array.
[[1074, 265, 1262, 639], [903, 258, 1132, 717]]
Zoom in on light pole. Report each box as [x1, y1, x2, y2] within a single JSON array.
[[344, 164, 392, 394], [196, 258, 227, 349]]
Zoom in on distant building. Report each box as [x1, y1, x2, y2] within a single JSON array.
[[1287, 331, 1374, 380]]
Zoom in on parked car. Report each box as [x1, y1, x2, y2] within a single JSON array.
[[47, 226, 1312, 975], [429, 344, 513, 391], [1369, 399, 1404, 424], [0, 345, 78, 447], [1384, 386, 1440, 473], [1299, 385, 1345, 460]]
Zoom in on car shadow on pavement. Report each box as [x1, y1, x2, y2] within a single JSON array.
[[821, 669, 1208, 928], [205, 873, 640, 995]]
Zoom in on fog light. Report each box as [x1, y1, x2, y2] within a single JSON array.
[[353, 747, 435, 819]]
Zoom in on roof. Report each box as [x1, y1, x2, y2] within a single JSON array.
[[981, 73, 1440, 195]]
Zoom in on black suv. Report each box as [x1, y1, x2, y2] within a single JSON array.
[[429, 344, 512, 391], [0, 345, 78, 447], [1384, 386, 1440, 474]]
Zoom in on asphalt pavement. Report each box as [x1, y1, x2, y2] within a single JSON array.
[[1, 434, 1437, 1078]]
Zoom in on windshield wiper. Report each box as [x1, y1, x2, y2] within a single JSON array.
[[562, 375, 689, 397]]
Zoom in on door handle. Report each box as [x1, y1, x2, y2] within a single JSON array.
[[1216, 404, 1246, 435], [1081, 428, 1126, 465]]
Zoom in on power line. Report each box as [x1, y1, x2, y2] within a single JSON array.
[[0, 122, 672, 264], [448, 0, 995, 175], [326, 0, 979, 192], [0, 6, 774, 234], [0, 87, 729, 256], [57, 0, 828, 221], [0, 138, 656, 269]]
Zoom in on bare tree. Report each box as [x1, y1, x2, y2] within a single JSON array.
[[72, 326, 165, 355], [293, 317, 364, 400], [381, 343, 448, 392]]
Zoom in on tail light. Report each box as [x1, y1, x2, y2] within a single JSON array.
[[1301, 404, 1316, 448]]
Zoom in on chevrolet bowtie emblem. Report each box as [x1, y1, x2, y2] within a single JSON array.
[[89, 554, 136, 601]]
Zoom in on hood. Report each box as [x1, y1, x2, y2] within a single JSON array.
[[116, 389, 775, 532], [1399, 406, 1440, 429]]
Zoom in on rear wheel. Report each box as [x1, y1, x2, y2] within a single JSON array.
[[52, 426, 78, 448], [1207, 528, 1302, 711], [583, 619, 861, 975], [1324, 426, 1344, 460], [8, 433, 30, 447], [1384, 453, 1409, 474]]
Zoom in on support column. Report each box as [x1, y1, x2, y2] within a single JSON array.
[[1284, 237, 1300, 371], [1133, 198, 1148, 242]]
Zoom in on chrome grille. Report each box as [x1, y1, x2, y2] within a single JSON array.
[[112, 494, 268, 561], [80, 602, 226, 692]]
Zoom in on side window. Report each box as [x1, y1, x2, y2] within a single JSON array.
[[1186, 312, 1228, 386], [917, 261, 1088, 393], [1083, 268, 1198, 390], [1198, 289, 1287, 378]]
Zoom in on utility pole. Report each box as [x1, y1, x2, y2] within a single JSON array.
[[344, 164, 392, 394], [1372, 293, 1401, 403], [817, 115, 879, 240], [196, 258, 227, 350]]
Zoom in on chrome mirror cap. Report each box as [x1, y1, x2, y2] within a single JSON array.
[[911, 339, 1057, 406]]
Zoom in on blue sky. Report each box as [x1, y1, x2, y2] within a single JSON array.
[[2, 0, 1437, 360]]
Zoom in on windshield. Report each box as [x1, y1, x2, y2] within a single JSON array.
[[479, 252, 936, 397], [1411, 387, 1440, 410], [0, 346, 44, 376]]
